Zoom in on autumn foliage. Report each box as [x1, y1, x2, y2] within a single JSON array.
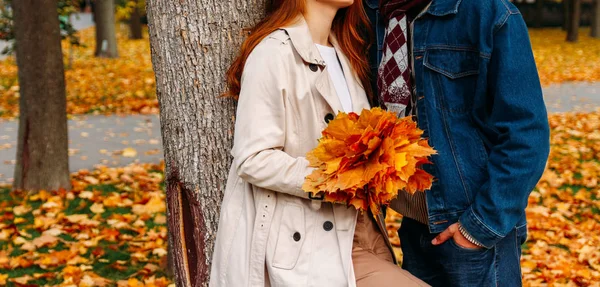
[[0, 163, 169, 286], [303, 108, 436, 214]]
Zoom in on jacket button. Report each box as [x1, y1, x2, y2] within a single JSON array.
[[293, 232, 301, 242], [309, 63, 319, 72], [323, 221, 334, 231], [324, 113, 334, 123]]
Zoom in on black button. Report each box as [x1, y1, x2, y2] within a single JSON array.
[[323, 221, 334, 231], [324, 113, 334, 123], [293, 232, 301, 242], [309, 63, 319, 72]]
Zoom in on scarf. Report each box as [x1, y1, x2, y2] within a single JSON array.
[[377, 0, 431, 116]]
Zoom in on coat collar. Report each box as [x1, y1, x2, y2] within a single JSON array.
[[279, 16, 371, 114], [427, 0, 462, 16], [280, 16, 325, 66]]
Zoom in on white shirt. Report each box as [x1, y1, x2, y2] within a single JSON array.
[[316, 44, 353, 113]]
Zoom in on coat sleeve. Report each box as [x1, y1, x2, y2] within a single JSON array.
[[231, 41, 314, 199], [458, 12, 550, 248]]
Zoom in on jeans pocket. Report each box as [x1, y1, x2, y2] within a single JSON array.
[[448, 237, 488, 253]]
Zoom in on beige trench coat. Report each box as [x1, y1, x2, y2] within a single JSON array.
[[210, 17, 395, 287]]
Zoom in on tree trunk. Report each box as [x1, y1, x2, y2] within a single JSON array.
[[567, 0, 582, 42], [592, 0, 600, 38], [564, 0, 571, 31], [534, 0, 544, 28], [94, 0, 118, 57], [129, 0, 143, 40], [146, 1, 267, 286], [12, 0, 70, 191]]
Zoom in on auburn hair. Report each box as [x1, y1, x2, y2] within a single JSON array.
[[224, 0, 372, 101]]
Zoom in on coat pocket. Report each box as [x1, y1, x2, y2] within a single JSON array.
[[271, 203, 306, 270]]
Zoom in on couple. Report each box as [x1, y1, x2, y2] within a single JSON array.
[[211, 0, 550, 286]]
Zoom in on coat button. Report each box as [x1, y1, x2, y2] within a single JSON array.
[[293, 232, 301, 242], [324, 113, 334, 123], [309, 63, 319, 72], [323, 221, 334, 231]]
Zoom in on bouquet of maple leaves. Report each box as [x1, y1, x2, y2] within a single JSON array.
[[303, 107, 436, 215]]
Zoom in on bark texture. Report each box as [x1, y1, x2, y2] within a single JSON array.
[[94, 0, 119, 57], [129, 0, 143, 40], [12, 0, 70, 191], [567, 0, 582, 42], [592, 0, 600, 38], [146, 1, 267, 285]]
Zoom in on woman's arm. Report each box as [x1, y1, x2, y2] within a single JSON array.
[[231, 40, 314, 199]]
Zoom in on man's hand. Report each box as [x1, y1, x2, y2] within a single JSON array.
[[431, 223, 481, 249]]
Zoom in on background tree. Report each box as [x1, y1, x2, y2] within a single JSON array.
[[94, 0, 118, 57], [115, 0, 145, 39], [128, 0, 142, 39], [592, 0, 600, 38], [0, 0, 81, 55], [12, 0, 70, 191], [567, 0, 582, 42], [146, 1, 267, 285], [534, 0, 545, 28]]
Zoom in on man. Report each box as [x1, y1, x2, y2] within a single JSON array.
[[365, 0, 550, 286]]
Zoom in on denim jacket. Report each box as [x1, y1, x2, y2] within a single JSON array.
[[366, 0, 550, 248]]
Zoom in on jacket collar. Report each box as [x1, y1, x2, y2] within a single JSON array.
[[427, 0, 462, 16], [280, 16, 325, 66]]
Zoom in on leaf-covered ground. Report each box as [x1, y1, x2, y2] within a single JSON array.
[[530, 28, 600, 87], [1, 27, 600, 119], [386, 110, 600, 286], [0, 25, 157, 119], [0, 162, 171, 286]]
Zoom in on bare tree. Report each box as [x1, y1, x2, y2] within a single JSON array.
[[95, 0, 118, 57], [567, 0, 582, 42], [146, 1, 267, 286], [12, 0, 70, 191]]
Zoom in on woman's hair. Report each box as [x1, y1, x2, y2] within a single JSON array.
[[224, 0, 372, 100]]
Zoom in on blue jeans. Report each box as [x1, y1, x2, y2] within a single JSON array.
[[398, 218, 528, 287]]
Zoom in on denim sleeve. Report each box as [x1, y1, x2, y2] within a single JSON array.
[[458, 12, 550, 248]]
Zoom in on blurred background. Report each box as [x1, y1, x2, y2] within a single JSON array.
[[0, 0, 599, 286]]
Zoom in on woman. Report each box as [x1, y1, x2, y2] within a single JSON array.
[[210, 0, 428, 286]]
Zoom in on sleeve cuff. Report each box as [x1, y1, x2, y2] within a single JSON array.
[[458, 207, 505, 249]]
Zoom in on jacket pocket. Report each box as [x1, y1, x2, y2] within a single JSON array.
[[424, 48, 480, 79], [271, 203, 306, 270], [424, 47, 480, 113]]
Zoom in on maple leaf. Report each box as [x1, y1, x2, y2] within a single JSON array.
[[304, 107, 436, 215]]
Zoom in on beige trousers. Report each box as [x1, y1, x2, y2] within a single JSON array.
[[352, 211, 429, 287]]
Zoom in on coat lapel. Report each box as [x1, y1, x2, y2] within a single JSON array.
[[315, 67, 345, 114], [330, 35, 371, 113], [281, 17, 346, 114]]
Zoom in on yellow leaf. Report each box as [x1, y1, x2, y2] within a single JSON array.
[[122, 147, 138, 158]]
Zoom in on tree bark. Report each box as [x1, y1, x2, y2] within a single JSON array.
[[146, 1, 267, 286], [129, 0, 143, 40], [94, 0, 118, 57], [12, 0, 71, 191], [592, 0, 600, 38], [534, 0, 544, 28], [567, 0, 582, 42]]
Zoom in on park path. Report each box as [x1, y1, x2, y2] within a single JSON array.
[[0, 13, 94, 60], [0, 82, 597, 185], [0, 115, 162, 185]]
